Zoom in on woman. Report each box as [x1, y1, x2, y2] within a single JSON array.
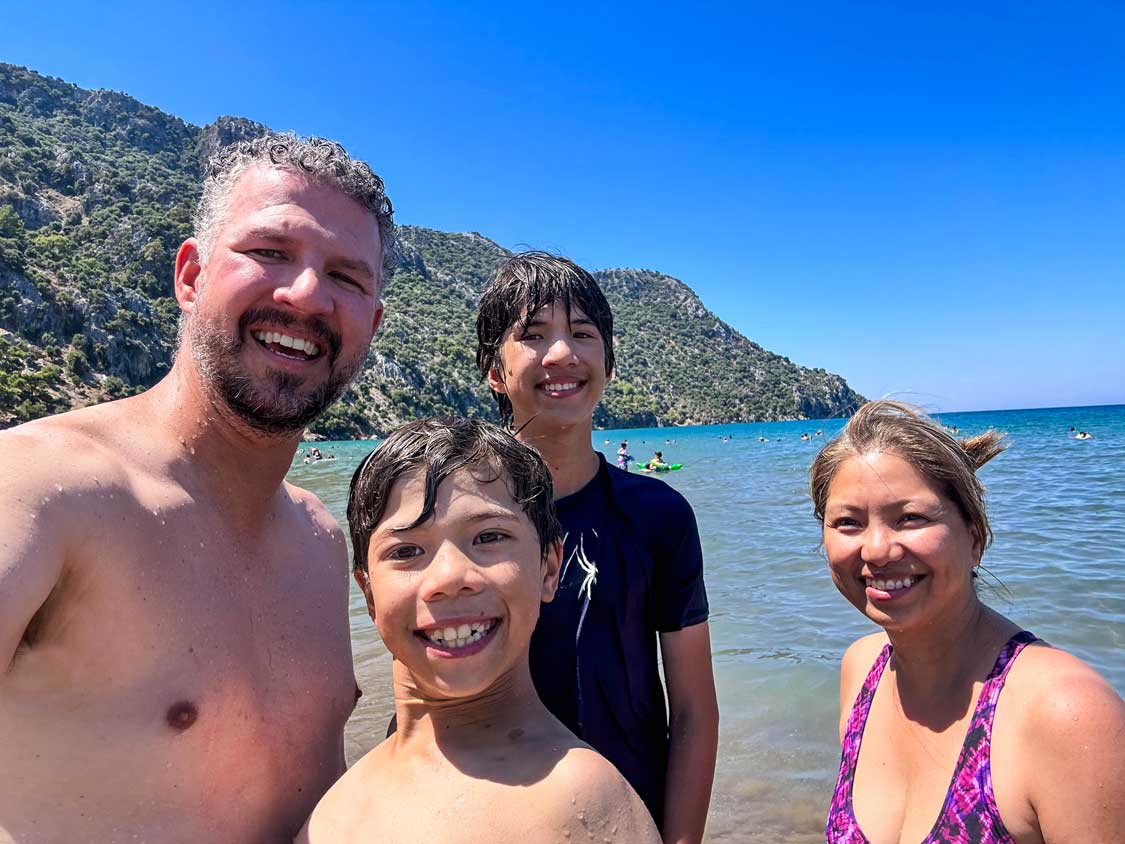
[[811, 401, 1124, 844]]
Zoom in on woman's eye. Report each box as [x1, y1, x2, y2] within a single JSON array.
[[475, 530, 509, 545], [901, 513, 928, 525], [831, 517, 860, 529]]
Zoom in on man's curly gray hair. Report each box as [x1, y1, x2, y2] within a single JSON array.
[[193, 132, 396, 282]]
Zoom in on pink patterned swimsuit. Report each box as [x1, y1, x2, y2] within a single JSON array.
[[826, 631, 1038, 844]]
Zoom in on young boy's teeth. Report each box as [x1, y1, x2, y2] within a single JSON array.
[[544, 381, 578, 391], [424, 620, 495, 649]]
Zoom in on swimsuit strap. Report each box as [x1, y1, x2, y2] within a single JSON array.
[[826, 642, 893, 841], [929, 630, 1038, 843]]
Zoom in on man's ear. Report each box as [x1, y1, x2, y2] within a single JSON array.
[[371, 299, 385, 335], [353, 567, 377, 619], [540, 538, 563, 603], [174, 239, 204, 314]]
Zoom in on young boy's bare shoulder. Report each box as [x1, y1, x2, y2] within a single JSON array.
[[531, 746, 661, 842], [295, 743, 389, 843]]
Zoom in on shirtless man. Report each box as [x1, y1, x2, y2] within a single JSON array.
[[0, 134, 392, 843], [298, 418, 660, 843]]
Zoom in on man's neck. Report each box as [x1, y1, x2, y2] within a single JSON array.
[[512, 416, 599, 499], [142, 359, 303, 517]]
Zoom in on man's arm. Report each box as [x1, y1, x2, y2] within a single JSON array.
[[0, 447, 68, 671], [660, 621, 719, 844]]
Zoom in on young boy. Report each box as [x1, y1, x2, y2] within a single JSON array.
[[298, 417, 659, 844], [475, 253, 719, 843]]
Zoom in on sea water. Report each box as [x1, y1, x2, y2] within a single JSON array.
[[288, 404, 1125, 843]]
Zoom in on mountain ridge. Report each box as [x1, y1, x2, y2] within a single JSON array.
[[0, 62, 863, 435]]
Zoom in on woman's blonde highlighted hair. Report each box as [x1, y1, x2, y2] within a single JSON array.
[[810, 401, 1006, 553]]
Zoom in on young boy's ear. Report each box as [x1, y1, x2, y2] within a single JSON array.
[[540, 538, 563, 602], [353, 567, 377, 619]]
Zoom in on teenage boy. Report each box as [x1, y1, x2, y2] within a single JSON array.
[[298, 418, 660, 843], [475, 253, 719, 844]]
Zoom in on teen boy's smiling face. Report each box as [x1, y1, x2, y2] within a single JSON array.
[[358, 466, 561, 701], [488, 302, 608, 429]]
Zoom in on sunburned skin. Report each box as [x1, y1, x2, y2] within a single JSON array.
[[0, 164, 385, 844], [0, 411, 358, 843], [297, 468, 661, 844]]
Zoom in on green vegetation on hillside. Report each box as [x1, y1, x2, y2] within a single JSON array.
[[0, 62, 862, 436]]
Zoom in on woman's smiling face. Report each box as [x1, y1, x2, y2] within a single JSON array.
[[822, 451, 982, 633]]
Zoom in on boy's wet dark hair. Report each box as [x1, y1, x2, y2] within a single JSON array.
[[348, 417, 562, 577], [476, 251, 615, 426]]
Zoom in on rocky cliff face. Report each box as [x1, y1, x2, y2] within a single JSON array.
[[0, 62, 862, 435]]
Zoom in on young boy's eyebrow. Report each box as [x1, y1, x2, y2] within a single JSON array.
[[382, 508, 523, 534]]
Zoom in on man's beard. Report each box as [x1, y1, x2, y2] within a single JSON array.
[[189, 306, 365, 436]]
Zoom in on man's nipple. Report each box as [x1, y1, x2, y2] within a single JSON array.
[[165, 700, 199, 731]]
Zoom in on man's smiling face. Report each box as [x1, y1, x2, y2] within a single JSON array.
[[184, 164, 384, 434]]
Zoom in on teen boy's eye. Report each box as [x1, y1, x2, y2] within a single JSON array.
[[474, 530, 510, 545]]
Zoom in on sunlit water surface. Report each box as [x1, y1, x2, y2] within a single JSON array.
[[288, 404, 1125, 843]]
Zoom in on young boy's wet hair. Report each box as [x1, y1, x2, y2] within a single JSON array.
[[348, 416, 562, 577], [476, 251, 615, 426]]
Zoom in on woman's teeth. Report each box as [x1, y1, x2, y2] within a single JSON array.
[[867, 576, 917, 591], [422, 620, 496, 649]]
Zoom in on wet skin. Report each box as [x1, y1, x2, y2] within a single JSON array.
[[298, 468, 660, 844], [0, 166, 383, 843]]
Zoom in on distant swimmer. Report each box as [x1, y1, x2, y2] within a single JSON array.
[[1075, 431, 1095, 440], [617, 440, 633, 471], [801, 433, 811, 441], [758, 436, 768, 442], [298, 418, 662, 844], [0, 133, 394, 841]]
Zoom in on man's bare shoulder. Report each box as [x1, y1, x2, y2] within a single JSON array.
[[283, 481, 347, 564], [536, 746, 661, 842], [0, 405, 137, 502]]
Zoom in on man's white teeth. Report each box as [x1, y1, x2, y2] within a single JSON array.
[[543, 381, 578, 391], [252, 330, 319, 356], [868, 576, 916, 591], [424, 619, 496, 649]]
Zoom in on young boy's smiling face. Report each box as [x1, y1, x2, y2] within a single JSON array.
[[356, 465, 561, 700]]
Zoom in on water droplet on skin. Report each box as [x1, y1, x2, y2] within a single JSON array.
[[199, 542, 205, 549], [160, 520, 166, 526], [55, 484, 63, 492]]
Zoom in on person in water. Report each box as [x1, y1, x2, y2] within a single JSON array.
[[617, 440, 632, 471], [475, 252, 718, 841], [811, 400, 1125, 844], [298, 418, 660, 843], [0, 133, 394, 842]]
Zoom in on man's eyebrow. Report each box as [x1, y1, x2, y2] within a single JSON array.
[[243, 228, 374, 281]]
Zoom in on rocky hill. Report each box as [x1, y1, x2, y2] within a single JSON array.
[[0, 63, 863, 436]]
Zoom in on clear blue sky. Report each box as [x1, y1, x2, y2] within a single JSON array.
[[3, 1, 1123, 412]]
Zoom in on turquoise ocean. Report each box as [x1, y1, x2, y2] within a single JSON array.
[[287, 404, 1125, 843]]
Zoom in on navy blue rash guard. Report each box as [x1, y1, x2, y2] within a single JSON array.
[[529, 454, 709, 827]]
